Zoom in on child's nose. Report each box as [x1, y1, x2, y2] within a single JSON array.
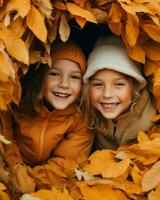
[[103, 85, 113, 98], [58, 76, 69, 88]]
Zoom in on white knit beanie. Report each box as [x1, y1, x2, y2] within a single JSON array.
[[83, 35, 146, 90]]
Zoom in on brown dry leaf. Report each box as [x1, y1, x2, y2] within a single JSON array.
[[148, 184, 160, 200], [0, 28, 29, 64], [53, 2, 67, 11], [66, 2, 97, 24], [84, 150, 130, 178], [131, 164, 142, 185], [91, 8, 108, 23], [6, 0, 31, 18], [142, 161, 160, 192], [142, 40, 160, 61], [126, 13, 139, 47], [77, 182, 129, 200], [59, 13, 70, 42], [144, 59, 159, 76], [26, 5, 47, 43], [142, 24, 160, 43], [30, 187, 73, 200], [126, 42, 145, 63]]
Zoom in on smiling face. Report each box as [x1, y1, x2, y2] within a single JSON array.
[[90, 68, 133, 120], [41, 59, 82, 110]]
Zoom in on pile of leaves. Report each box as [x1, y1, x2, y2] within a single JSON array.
[[0, 0, 160, 110], [0, 127, 159, 200]]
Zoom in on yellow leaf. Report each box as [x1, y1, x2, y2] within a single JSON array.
[[84, 150, 130, 178], [126, 13, 139, 47], [137, 131, 149, 143], [0, 28, 29, 64], [9, 17, 26, 37], [78, 183, 129, 200], [0, 183, 6, 191], [6, 0, 31, 18], [37, 0, 53, 19], [66, 2, 97, 24], [148, 184, 160, 200], [31, 187, 73, 200], [59, 13, 70, 42], [143, 24, 160, 43], [0, 191, 10, 200], [142, 161, 160, 192], [26, 5, 47, 43], [142, 40, 160, 61], [0, 44, 15, 82], [151, 114, 160, 122]]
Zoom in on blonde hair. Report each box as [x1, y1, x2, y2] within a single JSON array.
[[81, 76, 140, 135]]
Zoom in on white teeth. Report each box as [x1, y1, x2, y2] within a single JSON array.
[[53, 92, 70, 97], [102, 103, 119, 109]]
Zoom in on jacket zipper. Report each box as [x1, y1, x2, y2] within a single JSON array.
[[38, 114, 51, 162]]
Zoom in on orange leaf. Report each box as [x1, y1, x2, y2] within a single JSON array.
[[143, 24, 160, 43], [142, 40, 160, 61], [26, 5, 47, 43], [126, 13, 139, 47], [127, 42, 145, 63], [142, 161, 160, 192], [0, 28, 29, 64], [84, 150, 130, 178], [66, 2, 97, 24], [144, 59, 159, 76], [78, 183, 129, 200]]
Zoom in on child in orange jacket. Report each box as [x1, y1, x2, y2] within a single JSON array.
[[0, 39, 94, 192]]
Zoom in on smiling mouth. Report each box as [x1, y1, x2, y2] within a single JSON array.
[[53, 92, 71, 98], [101, 103, 119, 109]]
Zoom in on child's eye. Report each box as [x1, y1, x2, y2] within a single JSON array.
[[71, 75, 81, 80], [92, 82, 103, 87], [48, 72, 60, 76], [114, 83, 125, 87]]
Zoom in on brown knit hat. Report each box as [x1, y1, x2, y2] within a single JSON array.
[[51, 40, 86, 73]]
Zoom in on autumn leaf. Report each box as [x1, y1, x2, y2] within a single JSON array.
[[0, 28, 29, 64], [84, 150, 130, 178], [6, 0, 31, 18], [78, 183, 129, 200], [126, 13, 139, 47], [142, 161, 160, 192], [66, 2, 97, 24], [30, 187, 73, 200], [59, 13, 70, 42], [26, 5, 47, 43], [143, 24, 160, 43]]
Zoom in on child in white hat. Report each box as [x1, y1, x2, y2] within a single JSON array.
[[82, 35, 156, 150]]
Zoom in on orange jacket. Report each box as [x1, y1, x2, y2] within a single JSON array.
[[1, 104, 94, 166]]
